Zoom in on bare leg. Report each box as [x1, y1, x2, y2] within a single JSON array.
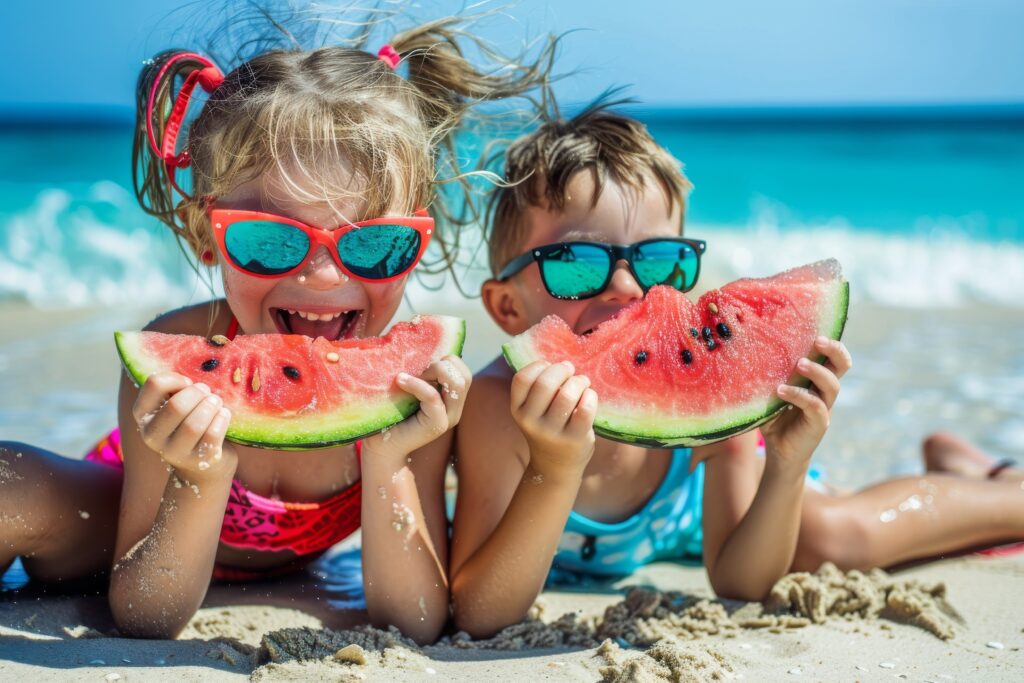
[[923, 431, 1023, 483], [793, 473, 1024, 572], [0, 441, 121, 583]]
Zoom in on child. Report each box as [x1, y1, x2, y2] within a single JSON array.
[[449, 100, 1024, 638], [0, 15, 554, 643]]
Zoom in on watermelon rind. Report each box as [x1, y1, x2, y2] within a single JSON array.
[[502, 277, 849, 448], [115, 316, 466, 450]]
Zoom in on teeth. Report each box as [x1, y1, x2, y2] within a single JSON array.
[[292, 310, 345, 322]]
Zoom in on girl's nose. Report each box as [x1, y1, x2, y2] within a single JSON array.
[[599, 259, 644, 304], [296, 246, 349, 288]]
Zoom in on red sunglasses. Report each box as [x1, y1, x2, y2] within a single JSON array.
[[209, 207, 434, 282]]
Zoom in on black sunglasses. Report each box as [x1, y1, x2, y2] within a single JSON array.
[[497, 238, 707, 300]]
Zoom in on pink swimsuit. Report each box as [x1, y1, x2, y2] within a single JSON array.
[[86, 317, 362, 581]]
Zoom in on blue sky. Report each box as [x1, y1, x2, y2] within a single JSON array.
[[2, 0, 1023, 116]]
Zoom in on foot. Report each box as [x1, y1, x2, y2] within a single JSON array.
[[923, 432, 1022, 483]]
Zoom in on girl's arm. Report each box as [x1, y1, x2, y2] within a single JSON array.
[[449, 361, 597, 639], [699, 338, 852, 601], [360, 356, 470, 645], [109, 371, 237, 638]]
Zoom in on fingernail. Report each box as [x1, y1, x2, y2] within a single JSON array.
[[397, 372, 410, 382], [194, 383, 210, 394], [777, 384, 789, 396], [561, 361, 574, 371], [208, 395, 222, 406], [797, 358, 810, 369], [219, 408, 231, 419], [816, 336, 829, 345]]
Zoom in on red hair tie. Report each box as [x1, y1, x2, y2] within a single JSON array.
[[377, 44, 401, 70], [145, 52, 225, 197]]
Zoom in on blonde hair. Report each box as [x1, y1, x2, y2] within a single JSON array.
[[486, 96, 693, 276], [132, 13, 556, 279]]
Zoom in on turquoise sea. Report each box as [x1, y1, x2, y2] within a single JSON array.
[[1, 109, 1022, 309], [1, 109, 1023, 476]]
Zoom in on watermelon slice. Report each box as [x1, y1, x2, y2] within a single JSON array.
[[115, 315, 465, 450], [502, 260, 848, 447]]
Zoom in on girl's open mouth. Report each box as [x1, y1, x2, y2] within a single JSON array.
[[271, 308, 362, 340]]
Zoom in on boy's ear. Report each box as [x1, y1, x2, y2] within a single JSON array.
[[481, 278, 530, 335]]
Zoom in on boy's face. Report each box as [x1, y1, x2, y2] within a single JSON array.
[[484, 171, 683, 336]]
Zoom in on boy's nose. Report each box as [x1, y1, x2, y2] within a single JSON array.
[[599, 259, 644, 304], [295, 246, 350, 288]]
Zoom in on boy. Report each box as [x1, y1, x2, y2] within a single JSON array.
[[449, 101, 1024, 638]]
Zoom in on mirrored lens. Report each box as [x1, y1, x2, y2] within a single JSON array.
[[224, 220, 310, 275], [633, 240, 699, 291], [338, 224, 421, 279], [539, 243, 611, 298]]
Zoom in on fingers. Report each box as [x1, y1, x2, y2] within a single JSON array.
[[814, 337, 852, 378], [397, 373, 449, 434], [546, 374, 592, 429], [519, 361, 576, 418], [137, 382, 213, 450], [777, 383, 830, 428], [510, 360, 552, 409], [566, 388, 598, 436], [794, 357, 840, 409], [164, 393, 226, 458], [132, 372, 192, 423]]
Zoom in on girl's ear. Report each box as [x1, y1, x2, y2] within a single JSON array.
[[481, 279, 530, 335]]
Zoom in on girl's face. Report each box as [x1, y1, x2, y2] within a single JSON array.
[[212, 173, 410, 339]]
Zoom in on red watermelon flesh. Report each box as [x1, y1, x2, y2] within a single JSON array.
[[115, 315, 465, 450], [502, 260, 848, 446]]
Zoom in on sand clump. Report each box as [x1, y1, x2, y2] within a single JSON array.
[[764, 562, 956, 639], [597, 638, 734, 683]]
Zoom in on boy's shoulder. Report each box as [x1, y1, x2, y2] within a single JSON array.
[[144, 300, 231, 336]]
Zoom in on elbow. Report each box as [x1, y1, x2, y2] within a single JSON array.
[[449, 583, 519, 640], [366, 601, 448, 646], [109, 581, 189, 640], [707, 569, 773, 604]]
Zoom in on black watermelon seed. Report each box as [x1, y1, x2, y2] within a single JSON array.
[[716, 322, 732, 339], [705, 338, 718, 351], [201, 358, 219, 372], [681, 349, 693, 365], [283, 366, 301, 380], [635, 350, 648, 365], [690, 328, 699, 338], [701, 326, 713, 341]]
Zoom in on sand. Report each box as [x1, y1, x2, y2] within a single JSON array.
[[2, 547, 1022, 681]]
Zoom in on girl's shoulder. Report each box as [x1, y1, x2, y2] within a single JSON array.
[[144, 300, 232, 336]]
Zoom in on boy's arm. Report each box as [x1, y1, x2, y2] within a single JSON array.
[[699, 338, 851, 601], [449, 361, 596, 639]]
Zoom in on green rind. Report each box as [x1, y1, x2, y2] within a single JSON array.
[[502, 280, 849, 448], [114, 317, 467, 451]]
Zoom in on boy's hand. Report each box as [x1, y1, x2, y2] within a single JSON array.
[[762, 337, 852, 469], [364, 355, 471, 460], [510, 360, 598, 479], [132, 373, 237, 483]]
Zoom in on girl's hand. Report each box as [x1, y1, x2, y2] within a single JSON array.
[[761, 337, 852, 469], [132, 373, 237, 483], [510, 361, 598, 479], [364, 355, 471, 460]]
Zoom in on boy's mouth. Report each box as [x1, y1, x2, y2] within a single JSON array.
[[271, 308, 363, 340]]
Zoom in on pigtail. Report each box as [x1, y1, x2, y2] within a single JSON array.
[[131, 49, 225, 254], [387, 18, 558, 290]]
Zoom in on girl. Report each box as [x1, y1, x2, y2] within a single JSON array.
[[449, 101, 1024, 638], [0, 15, 553, 644]]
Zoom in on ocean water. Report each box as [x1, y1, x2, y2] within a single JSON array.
[[1, 113, 1023, 473], [1, 114, 1022, 309]]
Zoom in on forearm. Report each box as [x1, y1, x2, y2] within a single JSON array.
[[708, 458, 808, 601], [109, 471, 233, 638], [451, 463, 582, 638], [360, 451, 449, 644]]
